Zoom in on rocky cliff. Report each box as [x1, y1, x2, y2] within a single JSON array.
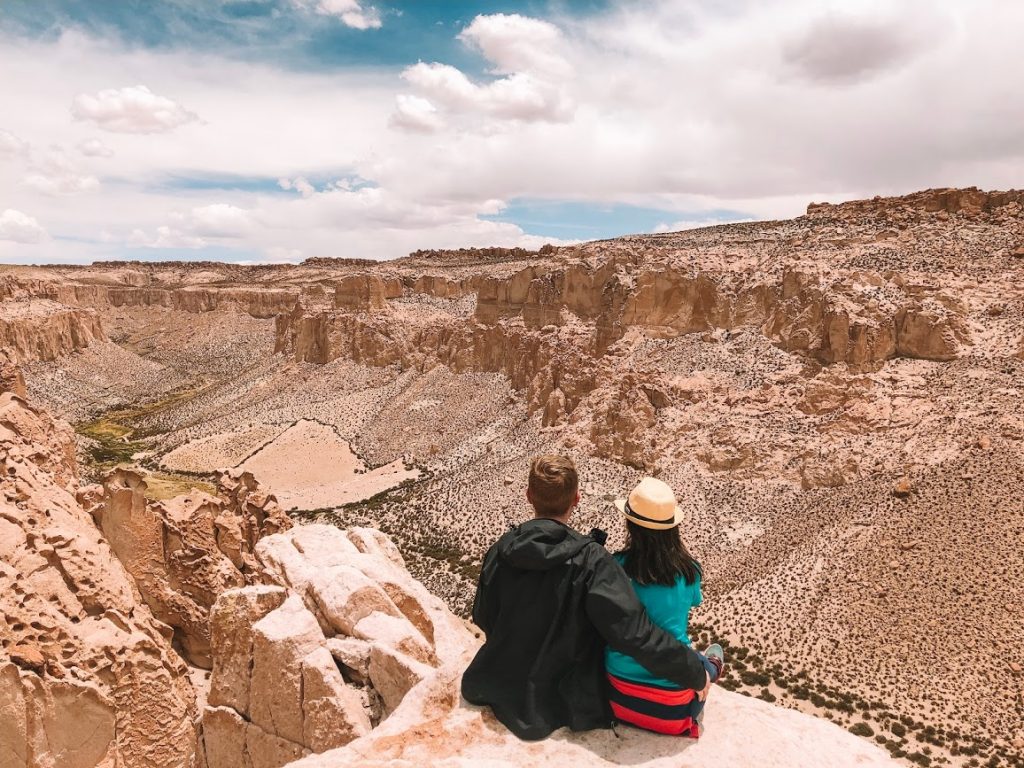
[[0, 390, 196, 768], [91, 468, 291, 667], [0, 298, 105, 363]]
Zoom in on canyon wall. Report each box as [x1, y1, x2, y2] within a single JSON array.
[[273, 260, 974, 459], [1, 274, 298, 320], [0, 299, 105, 363]]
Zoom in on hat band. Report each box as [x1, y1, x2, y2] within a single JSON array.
[[624, 499, 672, 526]]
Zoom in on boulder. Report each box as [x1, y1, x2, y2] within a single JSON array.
[[200, 589, 371, 768], [200, 525, 472, 765]]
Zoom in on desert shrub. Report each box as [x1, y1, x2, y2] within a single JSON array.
[[886, 741, 907, 759], [740, 670, 771, 687], [849, 722, 874, 738]]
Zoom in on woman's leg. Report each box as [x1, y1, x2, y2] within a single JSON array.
[[691, 646, 724, 727], [607, 674, 702, 737], [700, 644, 724, 682]]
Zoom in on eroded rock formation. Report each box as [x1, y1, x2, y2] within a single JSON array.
[[93, 468, 291, 667], [198, 524, 467, 768], [0, 299, 105, 363], [0, 391, 196, 768]]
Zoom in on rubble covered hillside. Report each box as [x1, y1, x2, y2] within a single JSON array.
[[1, 187, 1023, 767]]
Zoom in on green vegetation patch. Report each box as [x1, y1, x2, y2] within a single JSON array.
[[75, 388, 218, 499]]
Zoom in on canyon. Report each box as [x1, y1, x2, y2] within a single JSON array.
[[1, 187, 1022, 767]]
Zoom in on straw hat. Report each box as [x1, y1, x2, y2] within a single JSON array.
[[614, 477, 685, 530]]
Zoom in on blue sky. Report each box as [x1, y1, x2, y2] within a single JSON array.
[[483, 200, 749, 240], [0, 1, 610, 73], [2, 0, 1022, 263]]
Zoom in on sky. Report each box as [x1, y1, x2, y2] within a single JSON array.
[[1, 0, 1023, 264]]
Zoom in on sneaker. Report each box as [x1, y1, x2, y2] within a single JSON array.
[[704, 643, 725, 680]]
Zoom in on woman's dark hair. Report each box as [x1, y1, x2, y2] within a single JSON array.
[[620, 520, 702, 587]]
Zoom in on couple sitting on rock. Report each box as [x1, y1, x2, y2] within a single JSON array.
[[462, 454, 724, 741]]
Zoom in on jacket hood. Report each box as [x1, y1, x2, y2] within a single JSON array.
[[497, 518, 594, 571]]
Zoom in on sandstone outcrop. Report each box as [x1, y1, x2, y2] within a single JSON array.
[[67, 285, 297, 319], [198, 524, 467, 768], [0, 299, 105, 363], [405, 245, 550, 265], [333, 274, 391, 312], [806, 186, 1024, 217], [0, 349, 26, 396], [0, 391, 196, 768], [93, 468, 291, 667], [0, 271, 297, 320]]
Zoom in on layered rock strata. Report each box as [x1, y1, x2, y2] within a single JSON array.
[[0, 299, 105, 363]]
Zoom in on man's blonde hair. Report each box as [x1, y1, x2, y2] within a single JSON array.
[[528, 455, 579, 517]]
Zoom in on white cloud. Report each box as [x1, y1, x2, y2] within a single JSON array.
[[396, 13, 575, 126], [0, 209, 48, 243], [128, 225, 205, 249], [390, 94, 444, 133], [0, 129, 28, 155], [459, 13, 572, 80], [189, 203, 253, 237], [78, 138, 114, 157], [278, 177, 316, 198], [291, 0, 382, 30], [782, 11, 936, 84], [21, 145, 100, 196], [400, 62, 573, 122], [23, 172, 100, 195], [71, 85, 198, 134]]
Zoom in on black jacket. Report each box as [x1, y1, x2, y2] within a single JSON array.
[[461, 518, 708, 740]]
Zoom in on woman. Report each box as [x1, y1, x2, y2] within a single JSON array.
[[605, 476, 724, 738]]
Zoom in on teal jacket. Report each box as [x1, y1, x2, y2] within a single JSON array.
[[605, 553, 703, 688]]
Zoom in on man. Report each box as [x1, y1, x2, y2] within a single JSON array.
[[462, 455, 710, 740]]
